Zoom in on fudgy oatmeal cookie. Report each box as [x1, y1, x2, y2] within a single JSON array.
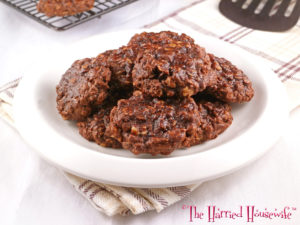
[[56, 58, 111, 121], [104, 91, 233, 155], [206, 54, 254, 103], [132, 40, 214, 98], [37, 0, 94, 17], [105, 91, 202, 155], [129, 31, 216, 98]]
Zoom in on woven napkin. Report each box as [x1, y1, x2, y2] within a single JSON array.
[[1, 0, 300, 217]]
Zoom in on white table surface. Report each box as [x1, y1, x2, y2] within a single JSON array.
[[0, 1, 300, 224]]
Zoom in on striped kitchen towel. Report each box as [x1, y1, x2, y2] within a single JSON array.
[[1, 0, 300, 217]]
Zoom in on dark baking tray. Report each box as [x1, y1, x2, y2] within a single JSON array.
[[0, 0, 138, 31]]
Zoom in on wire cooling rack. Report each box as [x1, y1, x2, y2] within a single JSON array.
[[0, 0, 138, 31]]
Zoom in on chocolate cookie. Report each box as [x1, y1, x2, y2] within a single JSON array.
[[132, 40, 214, 98], [37, 0, 94, 17], [56, 58, 111, 121], [206, 54, 254, 103], [105, 91, 201, 155], [96, 46, 136, 88], [104, 90, 232, 155]]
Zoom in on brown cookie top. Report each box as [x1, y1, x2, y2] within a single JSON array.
[[105, 91, 201, 155], [104, 90, 231, 155], [206, 54, 254, 103], [128, 31, 195, 49], [37, 0, 95, 17], [96, 46, 136, 88], [132, 41, 214, 98], [56, 58, 111, 121]]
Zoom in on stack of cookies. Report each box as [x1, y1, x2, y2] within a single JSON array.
[[56, 31, 254, 155]]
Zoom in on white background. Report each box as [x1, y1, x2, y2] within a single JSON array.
[[0, 0, 299, 224]]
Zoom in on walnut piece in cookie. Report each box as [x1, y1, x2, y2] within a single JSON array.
[[206, 54, 254, 103], [56, 58, 111, 121], [37, 0, 94, 17]]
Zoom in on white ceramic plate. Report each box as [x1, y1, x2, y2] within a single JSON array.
[[14, 29, 288, 187]]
